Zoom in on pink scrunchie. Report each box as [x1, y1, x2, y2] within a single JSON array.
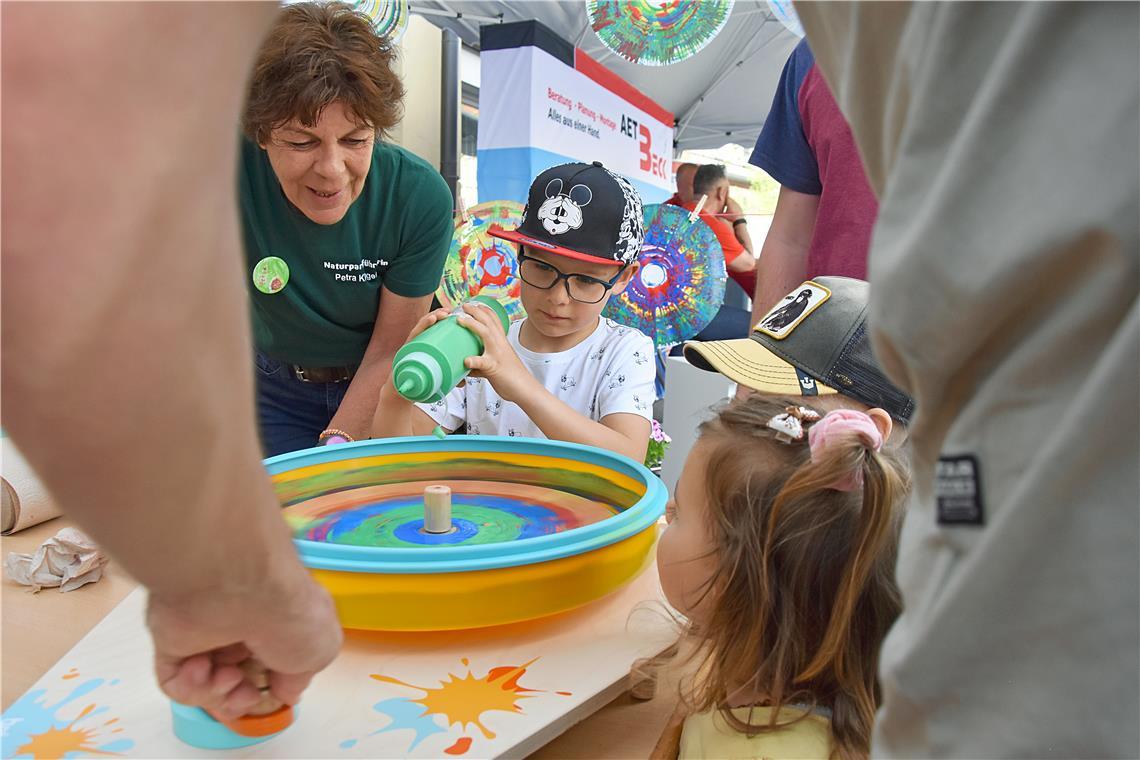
[[808, 409, 884, 491]]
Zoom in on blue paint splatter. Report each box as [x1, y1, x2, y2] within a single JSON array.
[[369, 698, 446, 750], [340, 697, 445, 752]]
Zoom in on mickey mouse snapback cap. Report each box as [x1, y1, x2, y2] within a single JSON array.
[[683, 277, 915, 423], [488, 161, 644, 267]]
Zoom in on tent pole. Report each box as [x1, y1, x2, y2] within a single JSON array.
[[439, 27, 460, 203]]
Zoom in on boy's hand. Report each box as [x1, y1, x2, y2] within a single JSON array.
[[406, 307, 453, 343], [457, 302, 531, 402]]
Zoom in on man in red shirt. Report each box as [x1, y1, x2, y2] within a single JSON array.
[[665, 162, 697, 208], [685, 164, 756, 298]]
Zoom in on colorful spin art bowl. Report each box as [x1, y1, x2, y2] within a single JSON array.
[[266, 437, 666, 631]]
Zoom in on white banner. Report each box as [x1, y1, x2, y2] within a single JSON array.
[[480, 46, 674, 194]]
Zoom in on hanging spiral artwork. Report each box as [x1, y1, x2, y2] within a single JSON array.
[[602, 203, 726, 348], [282, 0, 409, 42], [436, 200, 527, 322], [587, 0, 735, 66]]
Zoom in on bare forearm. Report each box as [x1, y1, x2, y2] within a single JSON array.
[[511, 378, 647, 461], [752, 187, 819, 316], [0, 2, 292, 594], [733, 223, 755, 256], [728, 254, 757, 274], [371, 385, 431, 438], [352, 291, 435, 439], [753, 236, 810, 315], [330, 357, 392, 441]]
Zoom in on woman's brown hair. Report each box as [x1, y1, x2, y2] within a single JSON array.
[[242, 2, 404, 144], [673, 395, 909, 760]]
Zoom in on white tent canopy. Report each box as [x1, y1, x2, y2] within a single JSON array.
[[410, 1, 801, 154]]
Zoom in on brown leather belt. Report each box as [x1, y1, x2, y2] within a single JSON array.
[[290, 364, 357, 383]]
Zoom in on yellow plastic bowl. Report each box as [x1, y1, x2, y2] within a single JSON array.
[[310, 525, 657, 631], [266, 437, 666, 631]]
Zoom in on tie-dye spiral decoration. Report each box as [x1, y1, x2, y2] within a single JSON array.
[[285, 480, 619, 547], [602, 203, 726, 348], [587, 0, 735, 67], [436, 201, 527, 322], [282, 0, 409, 42]]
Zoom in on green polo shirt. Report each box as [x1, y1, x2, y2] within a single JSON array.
[[240, 138, 453, 366]]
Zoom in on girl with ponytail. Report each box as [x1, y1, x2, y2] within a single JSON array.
[[653, 394, 910, 760]]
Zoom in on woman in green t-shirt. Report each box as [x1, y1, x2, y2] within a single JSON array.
[[239, 2, 454, 457]]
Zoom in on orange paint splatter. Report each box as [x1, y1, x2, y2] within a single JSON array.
[[368, 656, 572, 754], [62, 669, 80, 680], [445, 736, 473, 755], [15, 704, 123, 759], [104, 718, 119, 726], [556, 691, 573, 696]]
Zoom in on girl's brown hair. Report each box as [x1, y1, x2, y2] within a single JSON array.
[[675, 395, 909, 760], [242, 2, 404, 144]]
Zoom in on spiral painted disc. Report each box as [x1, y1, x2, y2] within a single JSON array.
[[284, 480, 618, 548], [353, 0, 409, 41], [587, 0, 735, 67], [602, 203, 726, 348], [281, 0, 409, 42], [436, 201, 527, 321]]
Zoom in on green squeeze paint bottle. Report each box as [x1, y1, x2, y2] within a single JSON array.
[[392, 296, 510, 404]]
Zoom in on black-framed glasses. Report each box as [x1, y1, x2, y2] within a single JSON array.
[[516, 252, 625, 304]]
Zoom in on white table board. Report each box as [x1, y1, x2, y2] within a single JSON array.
[[2, 564, 675, 759]]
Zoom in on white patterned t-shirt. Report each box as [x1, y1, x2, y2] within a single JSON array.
[[417, 317, 655, 439]]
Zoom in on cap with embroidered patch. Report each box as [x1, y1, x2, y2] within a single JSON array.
[[683, 277, 915, 422], [488, 161, 644, 267]]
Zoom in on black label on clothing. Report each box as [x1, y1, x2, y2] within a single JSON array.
[[936, 455, 985, 526], [795, 368, 818, 396]]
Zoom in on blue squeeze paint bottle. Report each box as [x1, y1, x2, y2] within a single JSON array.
[[391, 296, 510, 404]]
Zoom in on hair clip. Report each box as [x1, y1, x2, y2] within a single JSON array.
[[784, 406, 821, 423], [767, 412, 805, 442]]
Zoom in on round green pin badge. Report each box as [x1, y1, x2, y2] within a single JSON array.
[[252, 256, 290, 294]]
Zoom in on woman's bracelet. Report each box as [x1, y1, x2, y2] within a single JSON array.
[[732, 218, 748, 227], [318, 428, 355, 443]]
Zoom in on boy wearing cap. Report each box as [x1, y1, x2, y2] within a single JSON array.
[[683, 276, 914, 428], [372, 162, 655, 462]]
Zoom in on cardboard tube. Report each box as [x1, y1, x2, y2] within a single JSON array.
[[423, 485, 452, 534], [2, 438, 62, 535]]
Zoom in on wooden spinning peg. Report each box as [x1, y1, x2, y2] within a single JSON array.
[[424, 485, 452, 534]]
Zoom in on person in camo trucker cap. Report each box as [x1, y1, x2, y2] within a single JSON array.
[[684, 276, 915, 423]]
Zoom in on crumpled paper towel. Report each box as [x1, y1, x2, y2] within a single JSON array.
[[4, 527, 108, 592]]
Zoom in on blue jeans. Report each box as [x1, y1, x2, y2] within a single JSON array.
[[255, 353, 350, 458]]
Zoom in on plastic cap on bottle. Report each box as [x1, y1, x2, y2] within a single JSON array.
[[393, 352, 443, 402]]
